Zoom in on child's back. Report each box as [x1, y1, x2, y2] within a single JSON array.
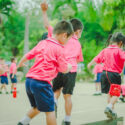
[[26, 39, 68, 83], [94, 45, 125, 74]]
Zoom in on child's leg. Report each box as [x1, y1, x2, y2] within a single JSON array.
[[27, 107, 40, 118], [0, 84, 4, 91], [54, 88, 62, 104], [107, 94, 112, 104], [11, 84, 14, 91], [95, 82, 98, 92], [3, 84, 7, 92], [98, 82, 101, 92], [46, 111, 57, 125], [63, 94, 72, 120], [20, 107, 40, 124], [110, 96, 118, 110]]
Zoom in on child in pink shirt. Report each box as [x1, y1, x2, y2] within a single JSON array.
[[93, 64, 103, 95], [0, 58, 9, 94], [88, 32, 125, 119], [41, 3, 83, 124], [17, 20, 73, 125], [10, 57, 17, 93]]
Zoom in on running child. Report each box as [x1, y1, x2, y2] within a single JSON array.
[[93, 63, 103, 95], [88, 32, 125, 119], [10, 57, 18, 93], [17, 20, 73, 125], [0, 58, 9, 94], [41, 2, 83, 125]]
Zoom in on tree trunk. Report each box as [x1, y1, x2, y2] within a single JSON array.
[[23, 12, 30, 74]]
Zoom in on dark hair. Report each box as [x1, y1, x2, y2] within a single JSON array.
[[53, 20, 73, 37], [110, 32, 125, 45], [11, 57, 15, 62], [41, 32, 48, 40], [70, 18, 83, 32], [106, 34, 112, 46]]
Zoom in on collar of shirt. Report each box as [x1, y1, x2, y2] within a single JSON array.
[[47, 38, 64, 47], [108, 45, 119, 49], [72, 35, 78, 40]]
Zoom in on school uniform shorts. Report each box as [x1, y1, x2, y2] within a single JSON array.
[[1, 76, 8, 85], [25, 78, 54, 112], [101, 71, 121, 94], [53, 72, 77, 95], [10, 74, 17, 83]]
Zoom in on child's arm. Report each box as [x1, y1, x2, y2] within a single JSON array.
[[77, 48, 83, 63], [87, 59, 96, 69], [41, 2, 50, 29], [63, 63, 72, 73], [17, 56, 28, 69]]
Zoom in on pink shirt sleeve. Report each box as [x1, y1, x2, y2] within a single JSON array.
[[57, 49, 68, 73], [94, 50, 104, 63], [77, 48, 83, 63], [48, 26, 53, 38], [93, 65, 98, 74], [25, 42, 43, 60]]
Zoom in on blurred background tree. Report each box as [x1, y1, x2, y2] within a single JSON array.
[[0, 0, 125, 80]]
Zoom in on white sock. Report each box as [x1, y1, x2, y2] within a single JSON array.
[[54, 98, 58, 105], [107, 103, 113, 110], [64, 115, 71, 122], [20, 115, 31, 125]]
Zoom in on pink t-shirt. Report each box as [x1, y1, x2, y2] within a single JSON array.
[[93, 64, 103, 74], [10, 63, 17, 74], [94, 45, 125, 74], [26, 38, 68, 85], [48, 26, 83, 72], [0, 65, 8, 76]]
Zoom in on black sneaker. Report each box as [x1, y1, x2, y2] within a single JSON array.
[[62, 120, 71, 125], [119, 96, 125, 102], [104, 107, 117, 119], [111, 112, 117, 119], [55, 103, 57, 118], [17, 122, 29, 125]]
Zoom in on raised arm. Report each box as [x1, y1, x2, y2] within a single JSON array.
[[41, 2, 50, 29]]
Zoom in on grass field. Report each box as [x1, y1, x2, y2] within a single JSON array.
[[0, 82, 125, 125]]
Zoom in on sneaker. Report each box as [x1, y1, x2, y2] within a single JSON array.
[[93, 92, 99, 96], [55, 103, 57, 118], [112, 112, 117, 119], [62, 120, 71, 125], [6, 92, 9, 94], [17, 122, 29, 125], [104, 107, 117, 119], [0, 91, 2, 94], [119, 96, 125, 103]]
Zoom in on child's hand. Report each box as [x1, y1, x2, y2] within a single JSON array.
[[17, 63, 28, 69], [12, 74, 14, 78], [87, 63, 91, 69], [40, 2, 48, 12]]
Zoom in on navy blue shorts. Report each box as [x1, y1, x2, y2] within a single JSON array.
[[95, 73, 102, 83], [1, 76, 8, 85], [10, 74, 17, 83], [25, 78, 54, 112]]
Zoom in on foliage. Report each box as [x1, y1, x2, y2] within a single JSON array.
[[0, 0, 125, 80]]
